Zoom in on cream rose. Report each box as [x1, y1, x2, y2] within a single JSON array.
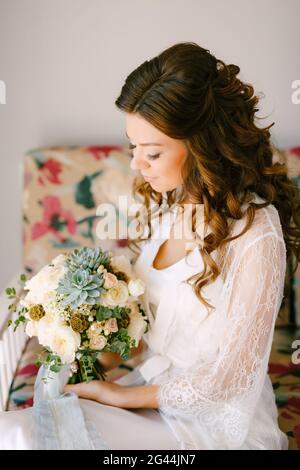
[[88, 321, 104, 335], [51, 253, 68, 267], [89, 334, 107, 350], [103, 272, 118, 289], [25, 320, 39, 338], [23, 291, 60, 317], [87, 322, 106, 347], [23, 259, 67, 303], [126, 300, 140, 315], [37, 314, 66, 349], [104, 281, 129, 307], [47, 325, 81, 364], [127, 310, 148, 346], [103, 318, 118, 335], [128, 279, 145, 297], [110, 255, 133, 279]]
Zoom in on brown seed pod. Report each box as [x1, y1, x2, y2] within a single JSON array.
[[69, 313, 89, 333], [28, 304, 46, 321]]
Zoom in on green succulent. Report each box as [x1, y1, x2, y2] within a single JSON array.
[[56, 268, 105, 309], [65, 247, 111, 273]]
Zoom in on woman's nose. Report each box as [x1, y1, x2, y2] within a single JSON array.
[[130, 153, 150, 172]]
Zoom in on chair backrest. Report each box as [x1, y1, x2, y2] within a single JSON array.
[[22, 145, 138, 275]]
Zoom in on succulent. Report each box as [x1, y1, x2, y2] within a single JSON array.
[[65, 247, 111, 273], [56, 269, 105, 309]]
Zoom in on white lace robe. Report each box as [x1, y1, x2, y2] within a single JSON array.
[[133, 192, 289, 450], [0, 192, 289, 450]]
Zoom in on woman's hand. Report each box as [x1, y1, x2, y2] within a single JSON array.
[[64, 380, 160, 409], [64, 380, 124, 407]]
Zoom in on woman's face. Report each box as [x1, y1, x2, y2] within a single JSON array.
[[125, 113, 188, 193]]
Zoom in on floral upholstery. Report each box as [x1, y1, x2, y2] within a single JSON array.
[[269, 326, 300, 450], [5, 144, 300, 449], [22, 145, 138, 273]]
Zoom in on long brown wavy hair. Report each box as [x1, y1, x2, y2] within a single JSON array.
[[115, 42, 300, 313]]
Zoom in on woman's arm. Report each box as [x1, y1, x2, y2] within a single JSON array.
[[64, 378, 160, 409], [118, 384, 160, 409]]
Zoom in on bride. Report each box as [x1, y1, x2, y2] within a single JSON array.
[[1, 41, 299, 450]]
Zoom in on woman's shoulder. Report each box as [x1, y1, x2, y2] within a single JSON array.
[[231, 192, 284, 244]]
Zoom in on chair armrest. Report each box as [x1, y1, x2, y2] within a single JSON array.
[[0, 269, 28, 411]]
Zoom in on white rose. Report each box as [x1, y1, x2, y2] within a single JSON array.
[[21, 289, 48, 309], [25, 320, 39, 338], [48, 325, 81, 364], [37, 314, 65, 348], [128, 279, 145, 297], [51, 254, 68, 267], [104, 281, 129, 307], [127, 310, 148, 346], [23, 289, 57, 311], [24, 260, 67, 302], [110, 255, 133, 279]]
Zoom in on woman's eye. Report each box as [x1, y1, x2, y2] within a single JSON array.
[[128, 144, 160, 160], [147, 153, 160, 160]]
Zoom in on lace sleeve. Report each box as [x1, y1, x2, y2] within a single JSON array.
[[156, 234, 286, 447]]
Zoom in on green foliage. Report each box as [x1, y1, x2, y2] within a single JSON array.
[[5, 287, 16, 298], [67, 351, 107, 384], [79, 354, 95, 382], [109, 328, 132, 361], [35, 351, 63, 383], [96, 305, 130, 322], [5, 273, 28, 331]]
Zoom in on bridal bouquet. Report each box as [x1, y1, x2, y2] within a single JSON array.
[[6, 247, 148, 384]]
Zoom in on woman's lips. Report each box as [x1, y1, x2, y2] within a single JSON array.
[[143, 175, 157, 181]]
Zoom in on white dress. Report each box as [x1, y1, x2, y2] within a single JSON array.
[[0, 191, 289, 450]]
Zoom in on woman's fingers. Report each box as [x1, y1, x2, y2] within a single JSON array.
[[63, 382, 98, 400]]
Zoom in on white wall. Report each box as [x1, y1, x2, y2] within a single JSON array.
[[0, 0, 299, 290]]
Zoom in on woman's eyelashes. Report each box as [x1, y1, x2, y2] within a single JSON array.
[[129, 143, 160, 160], [147, 153, 161, 160]]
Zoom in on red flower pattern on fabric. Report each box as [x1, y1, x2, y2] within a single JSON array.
[[31, 195, 76, 242]]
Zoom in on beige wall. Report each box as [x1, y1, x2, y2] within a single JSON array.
[[0, 0, 299, 289]]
